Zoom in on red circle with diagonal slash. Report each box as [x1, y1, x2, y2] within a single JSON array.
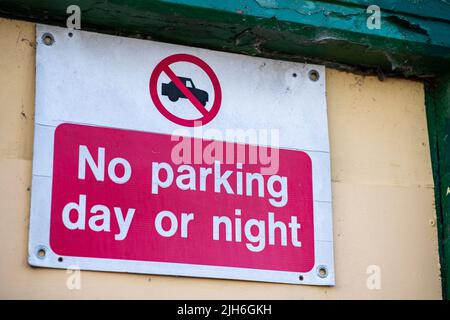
[[149, 54, 222, 127]]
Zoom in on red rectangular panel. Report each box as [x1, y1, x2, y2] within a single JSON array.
[[50, 123, 314, 272]]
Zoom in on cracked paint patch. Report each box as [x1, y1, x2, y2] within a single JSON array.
[[0, 0, 449, 78]]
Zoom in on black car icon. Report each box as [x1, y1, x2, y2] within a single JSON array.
[[161, 77, 209, 106]]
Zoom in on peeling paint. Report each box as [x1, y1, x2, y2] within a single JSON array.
[[386, 15, 430, 37], [0, 0, 449, 79]]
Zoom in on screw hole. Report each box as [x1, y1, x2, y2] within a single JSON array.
[[299, 275, 304, 281], [308, 70, 320, 82], [292, 73, 297, 78], [58, 257, 63, 262], [317, 265, 328, 278], [68, 32, 73, 38], [42, 33, 55, 46], [37, 248, 46, 259]]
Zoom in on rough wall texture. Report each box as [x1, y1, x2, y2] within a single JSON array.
[[0, 18, 442, 299]]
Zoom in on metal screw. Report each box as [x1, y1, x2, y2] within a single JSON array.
[[42, 33, 55, 46], [308, 69, 320, 82]]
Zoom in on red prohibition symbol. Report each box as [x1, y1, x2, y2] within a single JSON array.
[[149, 54, 222, 127]]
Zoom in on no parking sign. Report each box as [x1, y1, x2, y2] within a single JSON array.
[[149, 53, 222, 127], [29, 25, 334, 285]]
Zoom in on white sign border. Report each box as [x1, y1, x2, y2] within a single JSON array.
[[28, 24, 335, 286]]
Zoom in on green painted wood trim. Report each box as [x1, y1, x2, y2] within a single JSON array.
[[0, 0, 449, 78], [331, 0, 450, 22], [426, 77, 450, 300]]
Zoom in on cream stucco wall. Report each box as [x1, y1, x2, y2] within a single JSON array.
[[0, 18, 442, 299]]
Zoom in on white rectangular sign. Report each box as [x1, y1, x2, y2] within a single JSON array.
[[29, 24, 334, 285]]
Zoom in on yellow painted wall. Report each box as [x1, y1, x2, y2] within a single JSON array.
[[0, 18, 442, 299]]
